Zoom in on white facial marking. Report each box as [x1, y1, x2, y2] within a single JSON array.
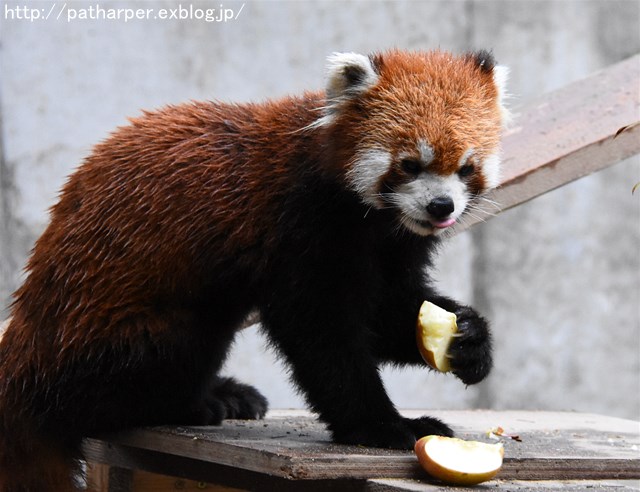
[[392, 174, 468, 236], [417, 139, 435, 164], [459, 148, 475, 167], [482, 152, 502, 189], [347, 149, 392, 208]]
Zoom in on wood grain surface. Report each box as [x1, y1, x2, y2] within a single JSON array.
[[83, 410, 640, 483]]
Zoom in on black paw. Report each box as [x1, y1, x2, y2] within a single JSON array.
[[203, 377, 269, 422], [449, 307, 493, 385], [331, 419, 417, 450], [331, 416, 455, 449], [403, 416, 454, 439]]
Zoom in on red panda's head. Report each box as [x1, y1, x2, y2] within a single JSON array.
[[318, 49, 509, 236]]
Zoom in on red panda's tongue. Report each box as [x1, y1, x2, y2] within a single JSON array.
[[432, 218, 456, 229]]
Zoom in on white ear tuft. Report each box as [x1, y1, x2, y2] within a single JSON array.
[[493, 65, 511, 126], [493, 65, 509, 100], [325, 52, 379, 101]]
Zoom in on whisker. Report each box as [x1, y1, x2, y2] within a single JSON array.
[[475, 196, 502, 211], [374, 192, 404, 211], [464, 206, 494, 222], [465, 205, 495, 217], [472, 198, 499, 207], [461, 210, 483, 220], [461, 195, 501, 224], [439, 226, 457, 240]]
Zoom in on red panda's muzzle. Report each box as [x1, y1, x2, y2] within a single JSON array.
[[426, 196, 457, 229]]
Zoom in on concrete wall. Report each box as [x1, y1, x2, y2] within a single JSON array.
[[1, 0, 638, 420]]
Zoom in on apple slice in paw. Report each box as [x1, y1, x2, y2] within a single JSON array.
[[416, 301, 457, 372]]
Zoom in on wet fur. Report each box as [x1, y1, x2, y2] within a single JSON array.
[[0, 49, 503, 490]]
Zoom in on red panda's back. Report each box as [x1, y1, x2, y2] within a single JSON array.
[[16, 97, 321, 318]]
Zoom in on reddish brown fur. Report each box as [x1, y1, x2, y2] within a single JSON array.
[[9, 97, 327, 345]]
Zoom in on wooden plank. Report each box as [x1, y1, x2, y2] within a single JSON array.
[[457, 54, 640, 231], [82, 411, 640, 483], [85, 462, 240, 492], [82, 442, 367, 492], [368, 478, 640, 491]]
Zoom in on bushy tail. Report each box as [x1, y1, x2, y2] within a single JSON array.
[[1, 317, 80, 491], [0, 426, 80, 492]]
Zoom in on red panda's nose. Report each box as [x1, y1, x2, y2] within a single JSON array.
[[426, 196, 455, 219]]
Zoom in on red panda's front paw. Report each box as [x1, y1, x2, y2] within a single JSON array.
[[403, 415, 454, 439], [331, 415, 454, 449], [449, 307, 493, 385], [331, 419, 417, 449]]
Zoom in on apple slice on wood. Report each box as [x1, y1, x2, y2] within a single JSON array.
[[416, 301, 457, 372], [415, 435, 504, 485]]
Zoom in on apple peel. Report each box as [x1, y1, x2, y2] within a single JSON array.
[[416, 301, 457, 372], [415, 435, 504, 486]]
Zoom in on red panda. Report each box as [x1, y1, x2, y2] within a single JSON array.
[[0, 49, 507, 491]]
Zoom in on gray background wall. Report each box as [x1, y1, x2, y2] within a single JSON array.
[[1, 0, 639, 421]]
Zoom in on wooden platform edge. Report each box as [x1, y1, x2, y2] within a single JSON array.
[[82, 411, 640, 482], [83, 440, 640, 487], [82, 438, 640, 483], [368, 478, 640, 492]]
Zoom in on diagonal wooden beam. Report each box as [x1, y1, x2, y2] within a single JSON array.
[[458, 54, 640, 231]]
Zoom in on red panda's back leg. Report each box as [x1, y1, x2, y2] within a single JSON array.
[[201, 376, 268, 422], [2, 302, 263, 440], [65, 306, 266, 430]]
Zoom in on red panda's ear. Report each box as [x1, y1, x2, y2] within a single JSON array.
[[325, 52, 379, 102], [468, 50, 510, 126]]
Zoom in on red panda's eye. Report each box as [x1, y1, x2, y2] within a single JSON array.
[[401, 159, 422, 175], [458, 163, 475, 178]]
